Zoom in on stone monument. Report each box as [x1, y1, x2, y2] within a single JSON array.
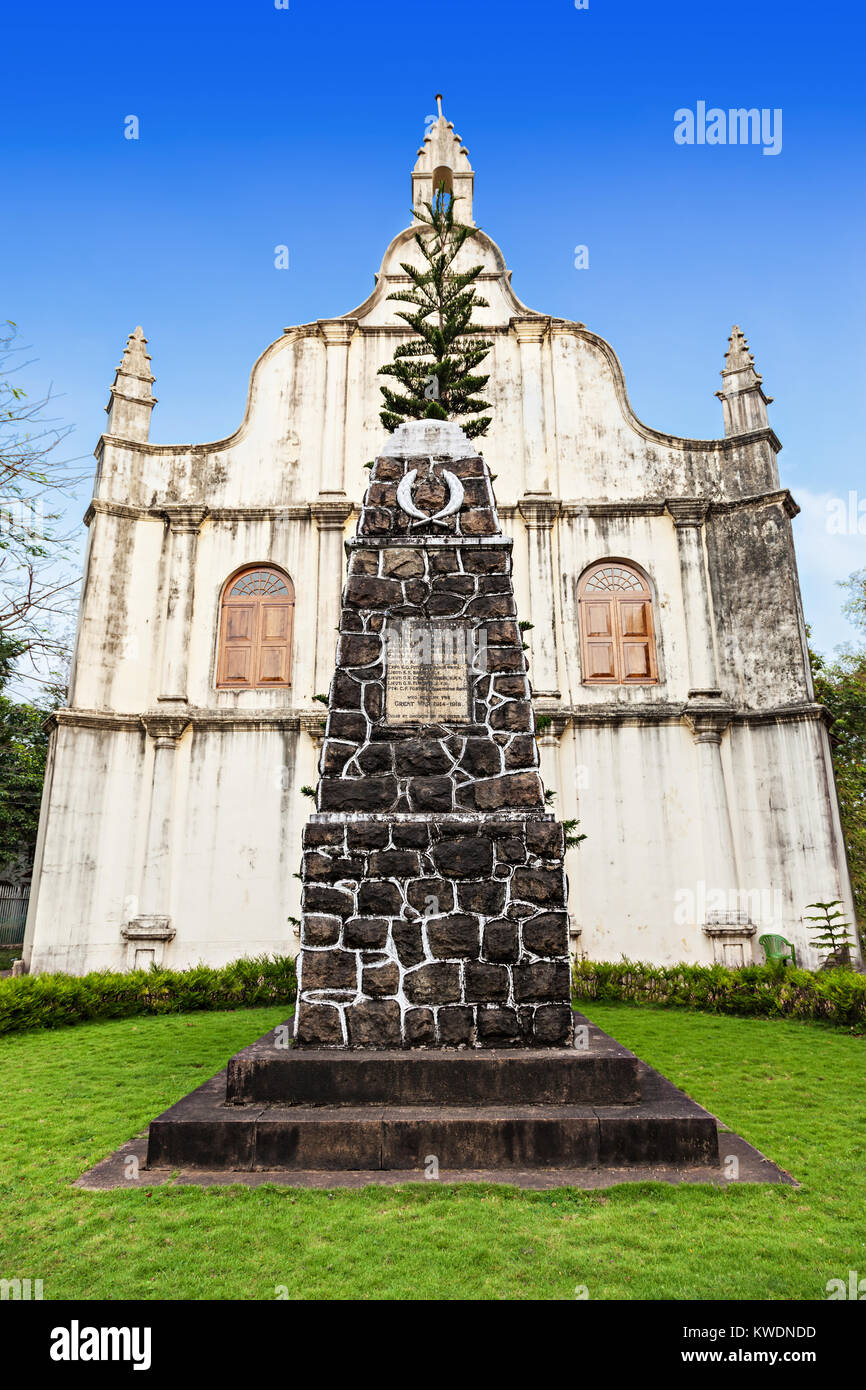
[[294, 419, 573, 1050], [141, 421, 743, 1180]]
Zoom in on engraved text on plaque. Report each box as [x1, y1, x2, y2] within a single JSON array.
[[385, 619, 473, 723]]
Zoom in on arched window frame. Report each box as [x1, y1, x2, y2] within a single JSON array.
[[431, 164, 454, 197], [216, 564, 295, 690], [578, 559, 659, 686]]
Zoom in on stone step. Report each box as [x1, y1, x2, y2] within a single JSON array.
[[146, 1072, 719, 1173], [225, 1028, 640, 1107]]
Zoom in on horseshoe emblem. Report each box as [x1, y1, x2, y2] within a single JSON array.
[[396, 460, 465, 528]]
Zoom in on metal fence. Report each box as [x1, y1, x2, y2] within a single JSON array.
[[0, 884, 29, 947]]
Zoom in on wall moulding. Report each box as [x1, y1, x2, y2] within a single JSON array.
[[141, 713, 192, 743], [518, 496, 562, 528], [45, 701, 831, 738], [510, 314, 552, 343], [84, 499, 320, 526], [46, 708, 304, 735], [666, 498, 711, 529], [558, 701, 831, 730], [122, 915, 175, 943], [121, 916, 176, 970], [311, 499, 355, 529], [543, 490, 797, 522], [160, 504, 209, 532]]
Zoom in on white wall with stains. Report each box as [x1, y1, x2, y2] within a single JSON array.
[[24, 108, 858, 976]]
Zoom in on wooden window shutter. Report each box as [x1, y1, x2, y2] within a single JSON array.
[[579, 563, 658, 686], [257, 601, 293, 684], [582, 600, 618, 681], [219, 602, 255, 685], [619, 599, 656, 681], [217, 567, 294, 689]]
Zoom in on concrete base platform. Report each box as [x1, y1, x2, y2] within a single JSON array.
[[76, 1125, 795, 1191], [145, 1063, 719, 1170], [76, 1013, 796, 1190], [226, 1029, 641, 1106]]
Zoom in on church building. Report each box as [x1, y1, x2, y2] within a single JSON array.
[[23, 102, 859, 975]]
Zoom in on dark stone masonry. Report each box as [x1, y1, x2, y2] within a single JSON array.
[[295, 421, 572, 1049]]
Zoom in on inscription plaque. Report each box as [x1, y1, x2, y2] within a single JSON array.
[[385, 619, 473, 723]]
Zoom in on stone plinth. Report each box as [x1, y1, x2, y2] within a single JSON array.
[[295, 813, 572, 1048], [142, 1014, 727, 1177]]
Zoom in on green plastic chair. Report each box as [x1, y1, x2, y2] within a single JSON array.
[[759, 933, 797, 967]]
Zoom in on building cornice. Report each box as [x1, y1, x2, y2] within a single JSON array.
[[540, 701, 832, 730], [554, 500, 669, 520], [83, 487, 798, 532], [48, 710, 145, 733], [515, 489, 799, 522], [46, 700, 832, 737], [83, 499, 329, 527], [708, 488, 800, 520], [47, 707, 306, 734]]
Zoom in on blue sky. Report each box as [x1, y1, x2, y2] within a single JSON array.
[[3, 0, 865, 657]]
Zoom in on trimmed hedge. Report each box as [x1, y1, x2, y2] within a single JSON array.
[[0, 955, 297, 1036], [572, 958, 866, 1030]]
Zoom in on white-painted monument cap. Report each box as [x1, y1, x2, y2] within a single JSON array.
[[380, 418, 475, 458]]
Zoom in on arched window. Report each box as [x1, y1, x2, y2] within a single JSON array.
[[431, 165, 454, 197], [217, 566, 294, 688], [578, 561, 658, 685]]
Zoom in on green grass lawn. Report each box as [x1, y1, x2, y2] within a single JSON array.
[[0, 1002, 863, 1300]]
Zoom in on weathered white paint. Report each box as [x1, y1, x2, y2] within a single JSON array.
[[24, 103, 859, 975]]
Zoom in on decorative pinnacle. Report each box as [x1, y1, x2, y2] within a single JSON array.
[[106, 325, 157, 436], [435, 93, 444, 118], [715, 324, 773, 414], [117, 325, 154, 384], [724, 324, 755, 372]]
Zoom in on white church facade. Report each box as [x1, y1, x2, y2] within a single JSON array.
[[24, 103, 859, 975]]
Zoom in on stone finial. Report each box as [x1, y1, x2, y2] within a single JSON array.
[[715, 323, 773, 437], [122, 325, 152, 373], [724, 325, 754, 371], [105, 326, 157, 443]]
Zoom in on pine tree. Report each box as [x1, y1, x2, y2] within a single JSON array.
[[378, 185, 493, 439], [804, 899, 855, 968]]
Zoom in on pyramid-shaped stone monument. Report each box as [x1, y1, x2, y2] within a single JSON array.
[[294, 419, 572, 1050], [136, 421, 777, 1183]]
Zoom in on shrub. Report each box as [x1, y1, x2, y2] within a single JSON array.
[[572, 958, 866, 1031], [0, 954, 297, 1036]]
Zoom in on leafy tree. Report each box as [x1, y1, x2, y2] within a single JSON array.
[[809, 568, 866, 942], [0, 633, 55, 880], [1, 320, 82, 689], [842, 566, 866, 632], [378, 186, 493, 439]]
